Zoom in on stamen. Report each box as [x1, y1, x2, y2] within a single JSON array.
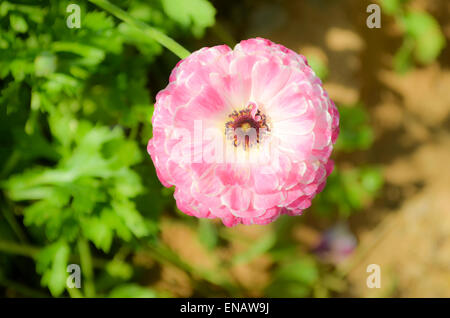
[[225, 104, 270, 150]]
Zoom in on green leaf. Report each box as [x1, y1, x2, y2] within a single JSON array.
[[70, 179, 105, 214], [161, 0, 216, 37], [43, 73, 80, 96], [198, 219, 218, 250], [402, 11, 446, 64], [82, 11, 124, 54], [10, 13, 28, 33], [36, 241, 70, 297], [306, 54, 328, 81], [380, 0, 409, 15], [24, 200, 63, 228], [394, 38, 414, 73], [233, 233, 276, 264], [9, 59, 32, 82], [266, 258, 319, 297], [315, 166, 383, 217], [34, 52, 57, 77], [81, 216, 114, 252], [335, 104, 374, 151], [266, 280, 311, 298], [277, 258, 319, 286], [112, 200, 151, 238], [84, 11, 115, 31], [117, 22, 162, 56], [109, 284, 156, 298], [51, 41, 105, 66], [106, 259, 133, 280], [361, 167, 384, 193], [101, 207, 133, 242]]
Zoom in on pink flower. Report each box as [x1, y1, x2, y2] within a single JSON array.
[[148, 38, 339, 226]]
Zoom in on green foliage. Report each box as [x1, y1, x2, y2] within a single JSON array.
[[335, 104, 374, 151], [233, 233, 276, 265], [379, 0, 409, 15], [161, 0, 216, 37], [315, 167, 383, 217], [266, 257, 319, 297], [317, 104, 382, 217], [198, 219, 219, 250], [306, 54, 328, 81], [109, 284, 157, 298], [380, 0, 446, 72], [3, 123, 153, 250], [36, 241, 70, 296], [0, 0, 216, 298], [106, 259, 133, 280], [402, 11, 446, 65]]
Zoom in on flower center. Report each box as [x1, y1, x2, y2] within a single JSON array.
[[225, 103, 270, 150]]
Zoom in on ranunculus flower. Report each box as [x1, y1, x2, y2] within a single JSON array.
[[148, 38, 339, 226]]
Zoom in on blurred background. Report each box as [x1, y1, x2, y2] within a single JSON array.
[[0, 0, 449, 298]]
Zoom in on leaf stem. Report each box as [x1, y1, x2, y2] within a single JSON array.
[[88, 0, 191, 59], [77, 238, 96, 297], [0, 239, 108, 269], [0, 149, 20, 178], [0, 239, 39, 258], [145, 241, 242, 296], [66, 285, 84, 298], [1, 205, 28, 243]]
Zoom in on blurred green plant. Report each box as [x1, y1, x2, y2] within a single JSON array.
[[379, 0, 446, 73], [315, 166, 383, 218], [335, 104, 374, 152], [0, 0, 214, 297], [306, 54, 328, 81], [315, 104, 383, 218], [266, 257, 319, 297]]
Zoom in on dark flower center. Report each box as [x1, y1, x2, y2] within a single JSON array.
[[225, 104, 270, 150]]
